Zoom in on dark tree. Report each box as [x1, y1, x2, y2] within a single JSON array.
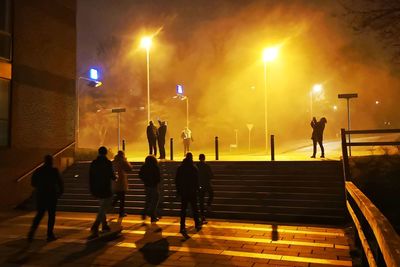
[[341, 0, 400, 62]]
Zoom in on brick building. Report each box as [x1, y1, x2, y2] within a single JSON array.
[[0, 0, 76, 208]]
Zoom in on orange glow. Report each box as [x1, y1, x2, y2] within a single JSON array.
[[140, 36, 152, 49], [262, 46, 279, 62]]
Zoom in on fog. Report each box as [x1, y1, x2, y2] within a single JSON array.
[[77, 0, 400, 156]]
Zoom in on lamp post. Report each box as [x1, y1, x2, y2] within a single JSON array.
[[141, 36, 152, 123], [310, 84, 323, 116], [76, 73, 102, 148], [262, 46, 279, 152], [338, 93, 358, 156]]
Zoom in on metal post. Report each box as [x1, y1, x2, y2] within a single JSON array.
[[215, 136, 219, 160], [146, 47, 150, 123], [170, 138, 173, 160], [76, 80, 80, 149], [341, 128, 350, 180], [122, 139, 125, 152], [347, 98, 352, 156], [117, 112, 121, 151], [270, 135, 275, 161], [264, 62, 268, 152], [186, 97, 189, 128]]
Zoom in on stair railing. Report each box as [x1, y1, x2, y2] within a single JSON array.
[[341, 128, 400, 266], [16, 141, 76, 183]]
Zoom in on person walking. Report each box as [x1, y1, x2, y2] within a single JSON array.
[[157, 120, 167, 159], [27, 155, 64, 242], [112, 151, 132, 218], [311, 117, 327, 158], [146, 121, 158, 156], [139, 155, 161, 222], [89, 146, 116, 238], [181, 127, 193, 156], [196, 153, 214, 223], [175, 152, 201, 235]]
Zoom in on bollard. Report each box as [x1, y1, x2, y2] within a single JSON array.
[[122, 139, 126, 152], [270, 135, 275, 161], [170, 138, 173, 160], [215, 136, 219, 160]]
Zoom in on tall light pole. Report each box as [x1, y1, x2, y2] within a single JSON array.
[[310, 83, 323, 116], [262, 46, 279, 152], [174, 84, 189, 128], [141, 36, 152, 123], [76, 71, 102, 149]]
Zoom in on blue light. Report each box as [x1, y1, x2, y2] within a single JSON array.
[[177, 84, 183, 95], [89, 68, 99, 80]]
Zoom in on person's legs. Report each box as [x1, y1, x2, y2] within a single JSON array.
[[189, 195, 201, 229], [28, 203, 46, 240], [119, 191, 126, 216], [311, 139, 317, 157], [152, 141, 157, 156], [160, 141, 165, 159], [91, 197, 112, 232], [198, 188, 206, 220], [149, 186, 160, 220], [318, 140, 325, 157], [180, 197, 188, 231], [47, 198, 57, 238], [148, 139, 153, 155]]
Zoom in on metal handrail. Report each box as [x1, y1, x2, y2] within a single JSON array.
[[346, 182, 400, 267], [16, 141, 75, 183]]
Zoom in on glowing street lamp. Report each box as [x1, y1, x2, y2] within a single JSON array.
[[262, 46, 279, 152], [310, 83, 323, 116], [76, 68, 103, 148], [141, 36, 152, 123]]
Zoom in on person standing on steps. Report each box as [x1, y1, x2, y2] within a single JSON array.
[[146, 121, 158, 156], [310, 117, 327, 158], [27, 155, 64, 242], [112, 151, 132, 218], [89, 146, 116, 238], [139, 155, 161, 223], [181, 127, 193, 156], [157, 120, 167, 159], [175, 152, 202, 235], [196, 153, 214, 224]]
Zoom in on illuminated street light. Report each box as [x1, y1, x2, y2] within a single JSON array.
[[141, 36, 153, 123], [310, 83, 323, 116], [262, 46, 279, 153], [333, 105, 338, 111], [375, 100, 380, 105], [76, 69, 103, 148]]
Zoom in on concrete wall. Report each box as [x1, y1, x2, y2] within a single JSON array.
[[0, 0, 76, 209]]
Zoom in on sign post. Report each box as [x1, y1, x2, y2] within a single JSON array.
[[112, 108, 126, 151], [338, 93, 358, 156]]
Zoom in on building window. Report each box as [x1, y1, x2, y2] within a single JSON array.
[[0, 0, 12, 61], [0, 78, 10, 146]]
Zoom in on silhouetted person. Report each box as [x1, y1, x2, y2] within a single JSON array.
[[175, 152, 201, 235], [28, 155, 63, 242], [89, 146, 116, 238], [181, 127, 193, 156], [311, 117, 327, 158], [147, 121, 158, 156], [139, 155, 161, 222], [157, 120, 167, 159], [112, 151, 132, 218], [196, 154, 214, 223]]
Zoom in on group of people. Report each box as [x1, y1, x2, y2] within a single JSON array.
[[146, 120, 167, 159], [27, 147, 214, 241], [147, 120, 194, 159]]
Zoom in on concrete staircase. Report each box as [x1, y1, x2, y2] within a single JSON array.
[[58, 161, 347, 225]]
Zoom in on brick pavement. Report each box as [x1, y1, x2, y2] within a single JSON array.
[[0, 211, 353, 266]]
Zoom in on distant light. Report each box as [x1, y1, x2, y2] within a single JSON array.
[[312, 84, 323, 94], [262, 46, 279, 62], [375, 100, 380, 105], [333, 105, 338, 111], [89, 68, 99, 80], [87, 80, 102, 88], [177, 84, 184, 95], [140, 36, 152, 49]]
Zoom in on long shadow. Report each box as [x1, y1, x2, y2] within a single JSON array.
[[0, 238, 47, 266]]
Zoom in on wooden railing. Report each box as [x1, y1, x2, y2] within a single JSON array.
[[16, 141, 76, 183], [341, 128, 400, 266]]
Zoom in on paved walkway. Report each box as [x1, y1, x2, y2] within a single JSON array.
[[0, 211, 353, 267]]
